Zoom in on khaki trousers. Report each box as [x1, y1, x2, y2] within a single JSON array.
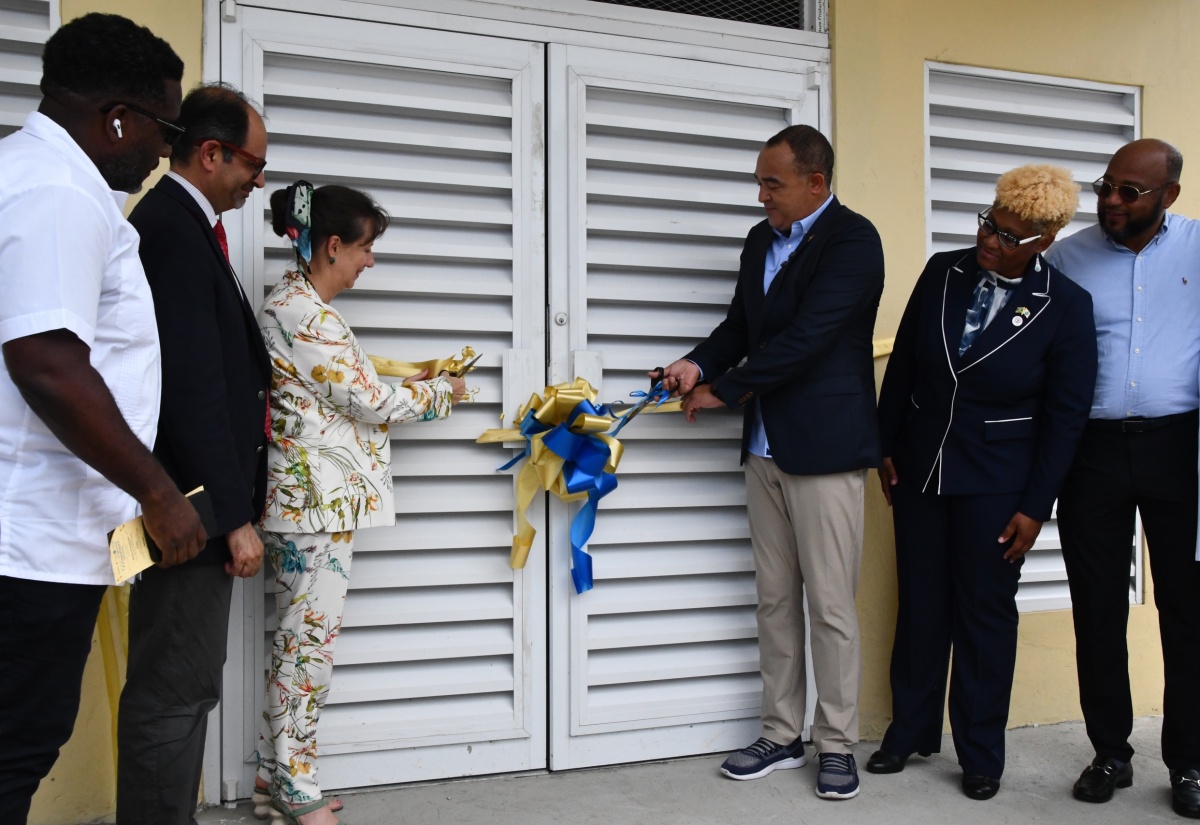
[[744, 455, 865, 754]]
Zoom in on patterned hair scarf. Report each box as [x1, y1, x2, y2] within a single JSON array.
[[283, 180, 314, 268]]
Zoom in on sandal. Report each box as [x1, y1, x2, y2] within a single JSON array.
[[270, 797, 349, 825], [257, 784, 343, 819], [252, 787, 274, 820]]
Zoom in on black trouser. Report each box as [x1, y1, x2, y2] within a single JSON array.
[[1057, 411, 1200, 773], [116, 562, 233, 825], [880, 482, 1024, 780], [0, 575, 106, 825]]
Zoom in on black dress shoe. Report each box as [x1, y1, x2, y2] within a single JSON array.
[[866, 750, 905, 774], [961, 774, 1000, 800], [1073, 756, 1133, 803], [1172, 769, 1200, 818]]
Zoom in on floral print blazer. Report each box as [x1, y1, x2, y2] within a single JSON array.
[[258, 270, 453, 533]]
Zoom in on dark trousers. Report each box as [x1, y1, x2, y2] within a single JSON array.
[[880, 482, 1024, 780], [117, 563, 233, 825], [0, 575, 106, 825], [1057, 412, 1200, 773]]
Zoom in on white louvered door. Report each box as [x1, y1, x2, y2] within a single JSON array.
[[220, 8, 546, 793], [0, 0, 54, 138], [547, 44, 824, 768]]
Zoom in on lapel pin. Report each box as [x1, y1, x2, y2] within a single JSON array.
[[1011, 316, 1023, 327]]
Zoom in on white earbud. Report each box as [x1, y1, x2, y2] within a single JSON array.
[[114, 119, 123, 139]]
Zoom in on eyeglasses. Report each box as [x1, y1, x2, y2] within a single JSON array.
[[977, 208, 1042, 251], [100, 101, 186, 146], [1092, 177, 1170, 204], [200, 139, 267, 178]]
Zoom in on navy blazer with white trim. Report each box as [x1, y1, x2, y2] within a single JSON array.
[[877, 248, 1097, 522]]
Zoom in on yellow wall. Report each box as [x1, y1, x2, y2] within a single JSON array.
[[832, 0, 1185, 737], [28, 5, 201, 824], [31, 1, 1185, 821]]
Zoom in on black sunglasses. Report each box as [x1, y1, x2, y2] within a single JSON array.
[[1092, 177, 1171, 204], [100, 101, 186, 146]]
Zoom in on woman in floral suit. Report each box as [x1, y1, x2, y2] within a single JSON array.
[[254, 182, 466, 825]]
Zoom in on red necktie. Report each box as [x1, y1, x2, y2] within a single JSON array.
[[214, 219, 230, 263]]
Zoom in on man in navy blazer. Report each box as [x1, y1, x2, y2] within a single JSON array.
[[659, 125, 884, 800], [116, 84, 271, 825]]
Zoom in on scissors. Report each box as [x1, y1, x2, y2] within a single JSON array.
[[449, 352, 483, 378], [612, 368, 668, 431]]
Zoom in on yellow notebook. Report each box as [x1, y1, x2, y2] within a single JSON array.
[[108, 487, 215, 584]]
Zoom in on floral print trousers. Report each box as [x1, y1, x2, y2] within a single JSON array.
[[256, 529, 354, 803]]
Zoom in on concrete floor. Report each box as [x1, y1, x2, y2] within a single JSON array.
[[198, 717, 1188, 825]]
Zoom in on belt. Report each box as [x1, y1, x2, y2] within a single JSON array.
[[1088, 409, 1199, 433]]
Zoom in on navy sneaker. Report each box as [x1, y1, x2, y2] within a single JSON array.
[[816, 752, 861, 799], [719, 736, 806, 780]]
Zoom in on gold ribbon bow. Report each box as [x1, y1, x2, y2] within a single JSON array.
[[478, 378, 623, 569], [479, 378, 683, 571]]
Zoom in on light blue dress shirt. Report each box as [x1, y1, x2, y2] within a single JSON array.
[[1046, 214, 1200, 420], [747, 193, 835, 458]]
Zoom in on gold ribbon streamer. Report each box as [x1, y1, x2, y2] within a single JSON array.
[[370, 346, 478, 379]]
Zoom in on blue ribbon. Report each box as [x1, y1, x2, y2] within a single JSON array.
[[609, 382, 671, 437], [495, 386, 670, 594], [540, 399, 619, 593], [293, 228, 312, 266], [497, 407, 545, 472]]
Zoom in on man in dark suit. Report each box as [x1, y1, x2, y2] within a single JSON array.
[[659, 125, 884, 800], [116, 83, 270, 825]]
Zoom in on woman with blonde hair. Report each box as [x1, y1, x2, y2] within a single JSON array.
[[253, 181, 466, 825], [867, 165, 1098, 799]]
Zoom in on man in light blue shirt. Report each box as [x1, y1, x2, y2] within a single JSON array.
[[1045, 138, 1200, 819]]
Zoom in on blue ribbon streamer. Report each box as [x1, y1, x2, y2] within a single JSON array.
[[293, 227, 312, 266], [495, 387, 670, 594], [540, 399, 620, 593]]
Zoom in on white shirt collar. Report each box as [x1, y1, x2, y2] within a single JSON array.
[[22, 111, 128, 211], [166, 170, 218, 227], [984, 269, 1023, 289]]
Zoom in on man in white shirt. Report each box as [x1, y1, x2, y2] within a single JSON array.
[[117, 83, 271, 825], [0, 14, 206, 825]]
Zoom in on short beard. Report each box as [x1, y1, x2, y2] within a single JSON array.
[[95, 153, 149, 194], [1099, 191, 1166, 244]]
